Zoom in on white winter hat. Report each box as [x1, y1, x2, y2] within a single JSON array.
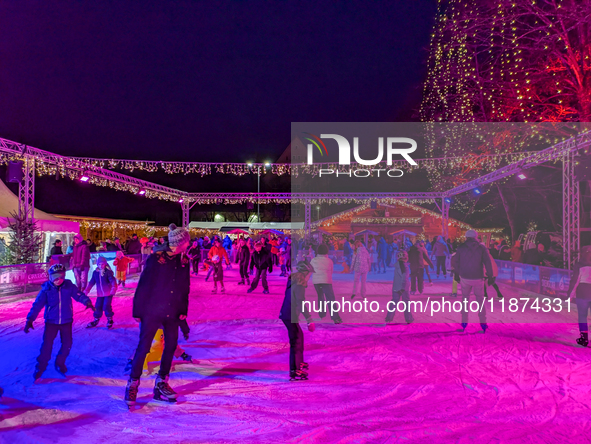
[[465, 229, 478, 239]]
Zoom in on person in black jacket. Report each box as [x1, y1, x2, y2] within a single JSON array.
[[125, 224, 191, 406], [451, 230, 494, 332], [408, 242, 433, 295], [49, 240, 63, 256], [247, 241, 271, 294], [126, 234, 142, 255], [238, 238, 251, 286], [187, 240, 201, 276], [280, 262, 315, 381]]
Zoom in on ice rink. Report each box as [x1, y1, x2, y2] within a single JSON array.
[[1, 265, 590, 443]]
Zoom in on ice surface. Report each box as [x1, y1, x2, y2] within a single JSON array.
[[0, 266, 590, 443]]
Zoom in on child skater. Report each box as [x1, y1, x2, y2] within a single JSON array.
[[385, 250, 414, 324], [279, 247, 288, 277], [85, 256, 118, 329], [279, 261, 316, 381], [567, 245, 591, 347], [113, 250, 134, 287], [208, 238, 229, 293], [238, 238, 251, 286], [25, 264, 94, 380]]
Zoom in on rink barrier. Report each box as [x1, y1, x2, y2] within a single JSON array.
[[0, 252, 143, 298], [494, 260, 572, 299]]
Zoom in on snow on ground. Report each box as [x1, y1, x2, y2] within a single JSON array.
[[1, 265, 591, 443]]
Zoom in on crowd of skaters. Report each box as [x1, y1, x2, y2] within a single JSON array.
[[16, 225, 591, 407]]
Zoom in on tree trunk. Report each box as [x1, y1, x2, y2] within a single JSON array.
[[497, 183, 517, 242]]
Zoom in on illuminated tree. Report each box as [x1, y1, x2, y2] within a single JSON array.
[[420, 0, 591, 240]]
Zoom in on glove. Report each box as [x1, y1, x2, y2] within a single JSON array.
[[487, 276, 496, 287], [85, 300, 95, 311], [307, 321, 316, 332], [24, 320, 34, 333]]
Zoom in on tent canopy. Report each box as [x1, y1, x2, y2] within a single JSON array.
[[354, 229, 379, 237], [0, 179, 79, 233], [389, 230, 418, 237]]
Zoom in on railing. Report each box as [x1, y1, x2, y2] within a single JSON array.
[[494, 260, 572, 300]]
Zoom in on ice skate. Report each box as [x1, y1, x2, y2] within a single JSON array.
[[480, 323, 488, 333], [246, 278, 250, 286], [263, 289, 269, 294], [122, 281, 126, 288], [107, 318, 114, 329], [289, 370, 308, 381], [576, 332, 588, 347], [238, 279, 245, 285], [124, 358, 133, 373], [154, 375, 177, 402], [457, 322, 467, 332], [33, 365, 44, 381], [55, 362, 67, 376], [212, 286, 217, 294], [180, 352, 192, 362], [450, 293, 457, 297], [125, 378, 139, 406], [351, 294, 355, 300], [86, 318, 100, 328], [333, 314, 343, 325], [300, 362, 309, 370], [247, 288, 253, 294], [220, 287, 226, 293]]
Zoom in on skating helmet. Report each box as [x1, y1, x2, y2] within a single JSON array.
[[296, 261, 314, 273], [397, 250, 409, 262], [48, 264, 66, 276]]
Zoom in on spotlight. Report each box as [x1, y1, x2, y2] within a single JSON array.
[[444, 197, 452, 204], [473, 188, 482, 195], [80, 173, 90, 182], [178, 198, 184, 203], [247, 162, 253, 167], [138, 189, 146, 195], [264, 162, 271, 167], [517, 173, 526, 180]]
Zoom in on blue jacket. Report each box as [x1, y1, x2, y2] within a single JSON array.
[[87, 268, 117, 297], [377, 238, 388, 259], [223, 236, 232, 250], [27, 279, 91, 325]]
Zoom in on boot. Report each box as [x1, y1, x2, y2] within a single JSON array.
[[238, 279, 245, 285], [220, 286, 226, 294], [576, 332, 589, 347], [289, 370, 308, 381], [212, 286, 217, 294], [154, 374, 177, 402], [55, 362, 67, 376], [246, 278, 250, 285], [33, 364, 45, 381], [122, 281, 126, 288], [480, 323, 488, 333], [125, 378, 140, 406], [106, 317, 114, 329], [86, 318, 100, 328], [180, 352, 192, 362]]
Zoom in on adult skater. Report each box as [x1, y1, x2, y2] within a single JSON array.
[[566, 245, 591, 347], [408, 241, 433, 295], [124, 223, 191, 406], [451, 230, 494, 332], [433, 236, 450, 279], [237, 238, 251, 285], [351, 240, 371, 300], [187, 240, 202, 276], [385, 250, 413, 324], [247, 241, 271, 294], [70, 234, 90, 291], [377, 237, 388, 273], [311, 244, 343, 324], [280, 261, 316, 381]]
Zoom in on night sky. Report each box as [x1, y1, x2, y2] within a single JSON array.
[[0, 1, 436, 224]]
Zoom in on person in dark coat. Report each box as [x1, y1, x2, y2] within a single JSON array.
[[279, 262, 315, 381], [87, 239, 97, 253], [238, 238, 251, 285], [377, 237, 388, 273], [247, 241, 271, 294], [49, 240, 63, 257], [523, 243, 545, 266], [451, 230, 494, 332], [125, 224, 191, 406], [70, 234, 90, 291], [126, 234, 142, 255], [408, 241, 433, 295], [432, 236, 450, 278], [25, 264, 94, 380], [498, 240, 511, 261], [187, 240, 202, 276]]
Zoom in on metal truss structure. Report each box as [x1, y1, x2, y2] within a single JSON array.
[[18, 155, 35, 223], [1, 132, 589, 267]]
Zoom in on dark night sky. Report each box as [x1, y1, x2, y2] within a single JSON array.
[[0, 1, 437, 224]]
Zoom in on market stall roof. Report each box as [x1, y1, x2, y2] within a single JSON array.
[[354, 229, 379, 236], [389, 230, 418, 237], [0, 179, 79, 233], [188, 221, 304, 231]]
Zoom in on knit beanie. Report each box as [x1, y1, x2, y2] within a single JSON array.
[[168, 223, 190, 247], [465, 229, 478, 239], [74, 234, 83, 242]]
